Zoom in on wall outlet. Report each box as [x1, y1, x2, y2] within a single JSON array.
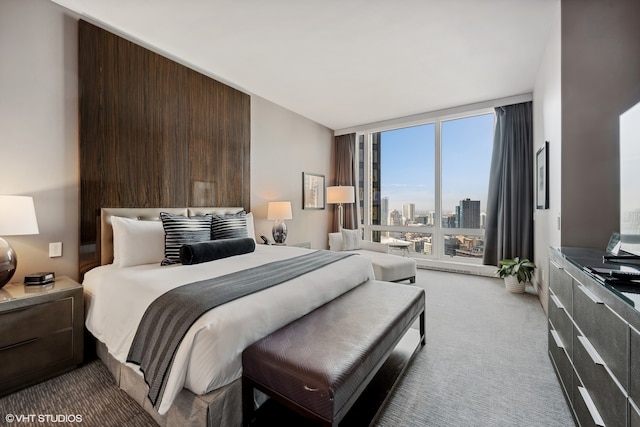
[[49, 242, 62, 258]]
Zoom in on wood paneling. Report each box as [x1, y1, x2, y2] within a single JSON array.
[[79, 20, 250, 274]]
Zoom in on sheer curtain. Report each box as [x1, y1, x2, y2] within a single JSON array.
[[483, 101, 534, 266], [333, 133, 357, 231]]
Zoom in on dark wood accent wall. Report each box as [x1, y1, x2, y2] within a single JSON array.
[[79, 20, 250, 273]]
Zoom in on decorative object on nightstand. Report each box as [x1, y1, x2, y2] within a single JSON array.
[[0, 195, 39, 288], [267, 201, 293, 244], [327, 186, 355, 230]]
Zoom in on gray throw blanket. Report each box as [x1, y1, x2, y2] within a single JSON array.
[[127, 249, 355, 408]]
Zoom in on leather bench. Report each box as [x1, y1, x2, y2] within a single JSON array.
[[242, 279, 425, 426]]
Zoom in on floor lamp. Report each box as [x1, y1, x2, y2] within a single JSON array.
[[326, 186, 355, 230]]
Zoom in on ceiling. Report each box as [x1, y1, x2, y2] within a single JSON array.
[[51, 0, 558, 131]]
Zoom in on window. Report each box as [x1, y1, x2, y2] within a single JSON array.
[[358, 110, 494, 265]]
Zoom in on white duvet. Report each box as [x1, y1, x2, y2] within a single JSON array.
[[83, 245, 374, 414]]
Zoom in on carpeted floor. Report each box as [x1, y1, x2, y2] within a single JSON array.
[[0, 269, 574, 426], [374, 269, 574, 427]]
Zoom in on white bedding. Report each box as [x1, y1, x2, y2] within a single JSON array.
[[83, 245, 374, 414]]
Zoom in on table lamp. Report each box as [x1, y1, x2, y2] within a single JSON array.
[[327, 186, 355, 230], [267, 201, 293, 244], [0, 195, 39, 288]]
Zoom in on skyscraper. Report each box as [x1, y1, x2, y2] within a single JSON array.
[[389, 209, 403, 226], [402, 203, 415, 225], [381, 197, 389, 225], [458, 198, 481, 228]]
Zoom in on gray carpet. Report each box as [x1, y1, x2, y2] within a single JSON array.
[[0, 269, 574, 426], [0, 357, 156, 427], [374, 269, 574, 427]]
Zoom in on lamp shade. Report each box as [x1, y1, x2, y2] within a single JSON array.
[[0, 195, 39, 236], [267, 201, 293, 220], [326, 186, 355, 204], [0, 195, 39, 288]]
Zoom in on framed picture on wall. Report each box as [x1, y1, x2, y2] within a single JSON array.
[[302, 172, 325, 209], [536, 141, 549, 209]]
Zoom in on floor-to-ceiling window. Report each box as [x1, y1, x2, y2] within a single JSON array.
[[358, 109, 494, 265]]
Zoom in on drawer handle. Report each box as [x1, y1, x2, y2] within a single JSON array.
[[550, 294, 564, 310], [578, 335, 604, 366], [549, 259, 564, 270], [0, 337, 38, 351], [550, 330, 564, 349], [578, 284, 603, 305], [631, 399, 640, 418], [577, 386, 605, 427]]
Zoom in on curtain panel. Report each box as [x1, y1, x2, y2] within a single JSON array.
[[483, 101, 534, 266], [333, 134, 357, 231]]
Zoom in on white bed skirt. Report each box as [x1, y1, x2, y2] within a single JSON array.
[[96, 340, 243, 427]]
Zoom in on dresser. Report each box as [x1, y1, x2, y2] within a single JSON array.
[[548, 247, 640, 427], [0, 277, 83, 396]]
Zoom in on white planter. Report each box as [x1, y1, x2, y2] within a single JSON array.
[[504, 276, 526, 293]]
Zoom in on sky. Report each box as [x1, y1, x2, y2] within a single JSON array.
[[380, 113, 494, 215]]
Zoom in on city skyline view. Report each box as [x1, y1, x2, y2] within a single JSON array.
[[379, 113, 495, 215]]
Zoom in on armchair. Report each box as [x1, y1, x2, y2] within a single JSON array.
[[329, 230, 416, 283]]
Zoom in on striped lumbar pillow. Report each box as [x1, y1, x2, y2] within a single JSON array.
[[160, 212, 212, 265], [211, 211, 249, 240]]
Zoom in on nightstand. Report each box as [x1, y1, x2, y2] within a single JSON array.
[[0, 276, 83, 396]]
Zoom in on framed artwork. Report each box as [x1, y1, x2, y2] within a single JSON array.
[[302, 172, 325, 209], [536, 141, 549, 209]]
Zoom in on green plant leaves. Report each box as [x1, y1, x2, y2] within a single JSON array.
[[496, 257, 536, 283]]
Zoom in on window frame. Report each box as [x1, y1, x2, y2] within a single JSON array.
[[356, 107, 495, 263]]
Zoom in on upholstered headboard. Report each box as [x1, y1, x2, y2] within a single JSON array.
[[100, 207, 244, 266]]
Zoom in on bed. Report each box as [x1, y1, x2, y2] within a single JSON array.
[[83, 207, 375, 427]]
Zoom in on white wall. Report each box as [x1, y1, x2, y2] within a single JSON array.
[[532, 2, 561, 313], [250, 96, 334, 249], [0, 0, 80, 282]]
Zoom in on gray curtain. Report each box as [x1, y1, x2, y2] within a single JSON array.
[[333, 133, 357, 231], [483, 101, 534, 266]]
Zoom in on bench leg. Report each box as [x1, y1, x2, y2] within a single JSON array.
[[409, 276, 415, 283], [419, 310, 426, 346], [242, 377, 255, 427]]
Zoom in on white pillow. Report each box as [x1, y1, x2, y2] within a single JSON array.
[[111, 216, 165, 267], [328, 232, 343, 251], [341, 228, 361, 251], [246, 212, 256, 242]]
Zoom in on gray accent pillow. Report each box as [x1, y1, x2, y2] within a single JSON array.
[[211, 211, 249, 240], [160, 212, 212, 265]]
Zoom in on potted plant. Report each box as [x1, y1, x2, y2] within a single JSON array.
[[496, 257, 536, 293]]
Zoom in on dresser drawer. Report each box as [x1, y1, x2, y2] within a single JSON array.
[[631, 400, 640, 427], [548, 323, 573, 404], [574, 380, 605, 427], [550, 260, 573, 314], [574, 333, 627, 427], [573, 283, 628, 390], [549, 289, 574, 359], [631, 326, 640, 403], [0, 298, 73, 349], [0, 330, 73, 383]]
